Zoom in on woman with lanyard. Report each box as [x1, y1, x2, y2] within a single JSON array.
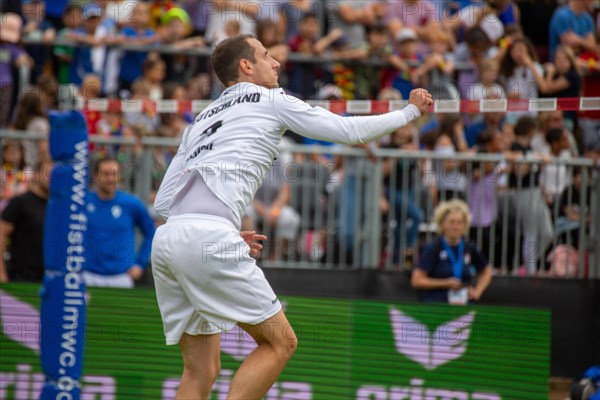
[[411, 199, 493, 304]]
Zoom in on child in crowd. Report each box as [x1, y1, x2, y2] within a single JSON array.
[[21, 0, 56, 80], [11, 89, 49, 169], [389, 28, 425, 99], [67, 3, 102, 86], [508, 116, 553, 275], [499, 37, 542, 100], [433, 114, 468, 202], [467, 127, 506, 266], [96, 110, 124, 158], [157, 7, 206, 84], [138, 58, 166, 101], [54, 4, 82, 85], [525, 45, 581, 127], [124, 79, 160, 135], [118, 2, 159, 93], [468, 58, 506, 101], [354, 24, 393, 100], [80, 74, 102, 138], [415, 28, 457, 100], [454, 27, 498, 100], [287, 13, 321, 98]]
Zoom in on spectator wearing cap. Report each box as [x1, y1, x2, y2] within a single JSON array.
[[389, 28, 425, 100], [66, 3, 102, 86], [21, 0, 56, 81], [0, 13, 32, 128], [156, 7, 206, 85]]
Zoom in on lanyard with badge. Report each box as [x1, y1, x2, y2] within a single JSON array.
[[442, 238, 468, 305]]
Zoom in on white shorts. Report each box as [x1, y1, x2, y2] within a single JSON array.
[[83, 271, 134, 288], [151, 214, 282, 345]]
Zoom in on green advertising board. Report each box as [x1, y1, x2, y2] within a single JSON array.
[[0, 283, 550, 399]]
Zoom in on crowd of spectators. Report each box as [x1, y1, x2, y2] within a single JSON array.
[[0, 0, 599, 280]]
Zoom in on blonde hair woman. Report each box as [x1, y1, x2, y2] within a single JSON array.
[[411, 199, 493, 304]]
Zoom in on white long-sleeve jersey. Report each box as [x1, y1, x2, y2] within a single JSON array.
[[154, 82, 421, 227]]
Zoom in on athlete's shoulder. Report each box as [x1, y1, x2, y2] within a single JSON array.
[[269, 87, 309, 114]]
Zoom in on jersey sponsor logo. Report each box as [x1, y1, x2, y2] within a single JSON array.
[[186, 143, 214, 161], [194, 93, 262, 123], [111, 205, 122, 219]]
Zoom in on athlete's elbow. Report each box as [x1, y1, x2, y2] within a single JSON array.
[[153, 199, 169, 220]]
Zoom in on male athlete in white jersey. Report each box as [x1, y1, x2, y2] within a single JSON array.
[[151, 34, 433, 399]]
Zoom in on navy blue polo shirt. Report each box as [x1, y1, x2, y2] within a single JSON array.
[[417, 238, 488, 303]]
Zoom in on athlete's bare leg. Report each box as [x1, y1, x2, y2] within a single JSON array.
[[227, 310, 297, 399], [176, 332, 221, 399]]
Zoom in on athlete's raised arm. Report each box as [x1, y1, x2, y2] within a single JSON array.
[[274, 88, 433, 144]]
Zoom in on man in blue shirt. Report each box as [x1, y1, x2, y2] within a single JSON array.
[[68, 3, 101, 86], [548, 0, 596, 60], [84, 158, 155, 288]]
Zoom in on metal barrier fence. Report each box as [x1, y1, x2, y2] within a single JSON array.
[[1, 129, 598, 278]]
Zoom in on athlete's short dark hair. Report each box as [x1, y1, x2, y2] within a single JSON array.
[[211, 34, 257, 86]]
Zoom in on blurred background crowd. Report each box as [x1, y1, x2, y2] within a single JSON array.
[[0, 0, 599, 283]]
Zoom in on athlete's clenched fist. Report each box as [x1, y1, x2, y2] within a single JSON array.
[[408, 88, 434, 115]]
